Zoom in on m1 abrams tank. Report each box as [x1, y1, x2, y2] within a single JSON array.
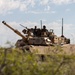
[[2, 20, 70, 52], [2, 21, 52, 50]]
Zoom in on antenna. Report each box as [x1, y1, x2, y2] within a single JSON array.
[[40, 20, 42, 29], [61, 18, 64, 37]]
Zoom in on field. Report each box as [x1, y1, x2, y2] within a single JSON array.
[[0, 44, 75, 75]]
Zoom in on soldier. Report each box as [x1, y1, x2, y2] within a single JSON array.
[[41, 25, 48, 36], [37, 28, 41, 37], [33, 26, 38, 36]]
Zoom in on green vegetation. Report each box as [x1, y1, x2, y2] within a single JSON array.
[[0, 46, 75, 75]]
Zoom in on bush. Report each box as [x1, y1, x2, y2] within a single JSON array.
[[0, 46, 75, 75]]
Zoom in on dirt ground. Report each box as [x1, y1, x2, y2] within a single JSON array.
[[30, 44, 75, 55], [61, 44, 75, 54]]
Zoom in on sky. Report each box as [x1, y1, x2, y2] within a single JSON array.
[[0, 0, 75, 46]]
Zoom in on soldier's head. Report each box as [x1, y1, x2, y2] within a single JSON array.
[[43, 25, 46, 29], [34, 26, 37, 29]]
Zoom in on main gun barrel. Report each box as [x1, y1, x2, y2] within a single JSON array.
[[2, 21, 27, 40]]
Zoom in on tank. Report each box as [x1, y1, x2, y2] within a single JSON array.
[[2, 21, 52, 49], [2, 21, 70, 51]]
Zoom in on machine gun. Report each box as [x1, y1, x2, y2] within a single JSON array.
[[2, 21, 27, 40], [20, 24, 30, 34], [20, 24, 28, 30]]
